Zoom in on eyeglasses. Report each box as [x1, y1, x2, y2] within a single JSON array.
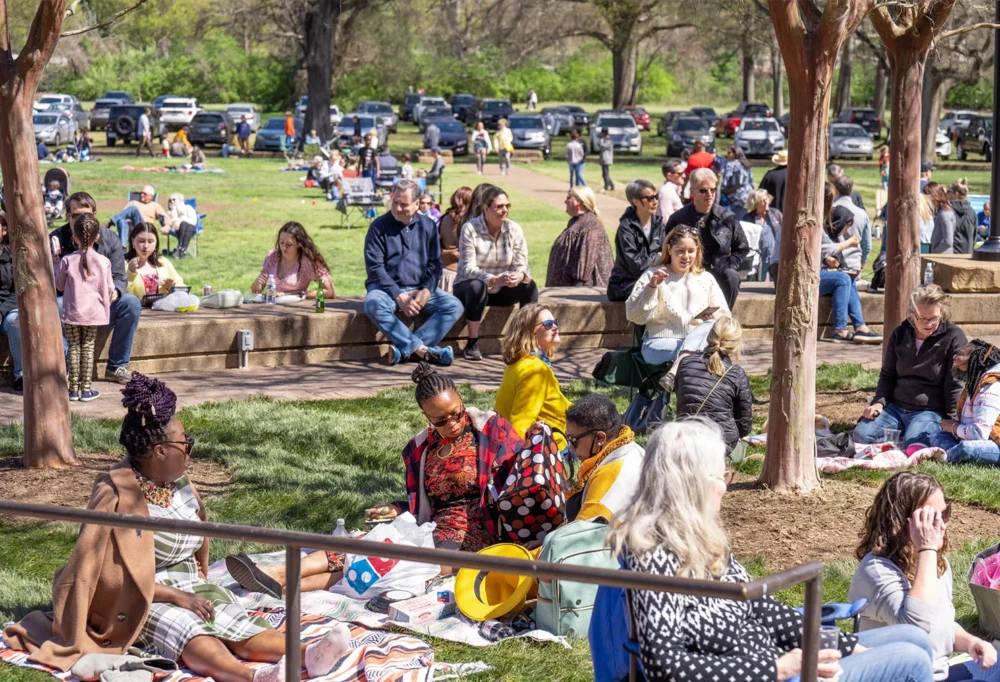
[[914, 315, 942, 325], [697, 187, 718, 195], [537, 318, 559, 331], [157, 434, 195, 456], [638, 195, 659, 203], [567, 429, 598, 449], [428, 408, 465, 428]]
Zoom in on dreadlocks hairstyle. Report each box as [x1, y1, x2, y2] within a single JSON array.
[[276, 222, 330, 274], [411, 362, 457, 406], [120, 373, 178, 462], [963, 339, 1000, 400], [72, 214, 100, 278], [856, 471, 948, 581]]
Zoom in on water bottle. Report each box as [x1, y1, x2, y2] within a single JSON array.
[[923, 262, 934, 286], [332, 518, 348, 537], [265, 275, 277, 304], [478, 619, 516, 642]]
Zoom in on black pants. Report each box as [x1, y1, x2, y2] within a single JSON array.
[[709, 266, 741, 309], [601, 164, 614, 190], [175, 221, 196, 252], [453, 278, 539, 323]]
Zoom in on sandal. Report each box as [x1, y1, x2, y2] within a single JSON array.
[[225, 553, 283, 599]]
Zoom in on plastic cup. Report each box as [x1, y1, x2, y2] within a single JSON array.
[[883, 428, 901, 446], [819, 624, 840, 650]]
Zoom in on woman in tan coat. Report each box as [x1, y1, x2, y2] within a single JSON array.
[[3, 374, 351, 682]]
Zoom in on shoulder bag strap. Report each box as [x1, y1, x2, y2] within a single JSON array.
[[694, 362, 733, 417]]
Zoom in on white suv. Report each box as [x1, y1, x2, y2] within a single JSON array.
[[159, 98, 200, 131]]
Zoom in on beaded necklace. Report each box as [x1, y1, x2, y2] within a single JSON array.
[[133, 468, 176, 508]]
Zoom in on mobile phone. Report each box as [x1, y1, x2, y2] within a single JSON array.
[[697, 306, 720, 319]]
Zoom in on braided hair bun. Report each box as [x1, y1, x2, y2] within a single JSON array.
[[120, 372, 178, 461], [411, 362, 457, 405]]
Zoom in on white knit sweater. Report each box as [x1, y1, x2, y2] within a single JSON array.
[[625, 268, 730, 340]]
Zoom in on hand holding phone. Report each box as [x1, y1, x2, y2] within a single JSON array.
[[696, 306, 720, 321]]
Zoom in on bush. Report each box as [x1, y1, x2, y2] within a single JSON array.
[[947, 79, 993, 110]]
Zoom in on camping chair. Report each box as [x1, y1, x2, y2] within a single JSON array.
[[164, 198, 206, 257], [426, 164, 445, 203], [591, 324, 671, 434], [737, 220, 763, 281], [376, 166, 400, 191], [43, 167, 70, 225], [336, 176, 383, 228]]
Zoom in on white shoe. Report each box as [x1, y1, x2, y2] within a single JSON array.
[[305, 623, 352, 677]]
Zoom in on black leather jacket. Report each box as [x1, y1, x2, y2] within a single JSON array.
[[607, 206, 666, 302]]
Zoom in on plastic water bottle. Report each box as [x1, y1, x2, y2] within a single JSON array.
[[265, 275, 277, 304], [332, 518, 348, 537], [923, 262, 935, 286], [479, 619, 516, 642]]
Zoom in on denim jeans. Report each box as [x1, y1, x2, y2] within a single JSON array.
[[56, 293, 141, 371], [640, 320, 716, 366], [569, 162, 586, 187], [853, 402, 943, 447], [840, 624, 934, 682], [363, 286, 463, 358], [930, 430, 1000, 466], [110, 205, 146, 245], [1, 310, 23, 378], [819, 270, 864, 331]]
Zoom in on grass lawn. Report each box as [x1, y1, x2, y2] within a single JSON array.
[[2, 364, 1000, 681]]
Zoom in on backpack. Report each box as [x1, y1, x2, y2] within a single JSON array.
[[870, 250, 886, 291], [536, 518, 619, 637]]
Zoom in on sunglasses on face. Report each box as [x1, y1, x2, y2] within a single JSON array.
[[428, 407, 465, 428], [157, 434, 195, 456], [492, 203, 512, 212], [638, 195, 659, 203], [697, 187, 718, 195], [567, 429, 598, 449], [537, 318, 559, 330]]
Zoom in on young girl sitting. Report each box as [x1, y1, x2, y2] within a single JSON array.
[[126, 222, 184, 303], [54, 214, 114, 401], [43, 180, 64, 221]]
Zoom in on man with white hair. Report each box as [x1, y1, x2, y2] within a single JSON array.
[[666, 167, 750, 308], [363, 180, 464, 366], [110, 184, 173, 244]]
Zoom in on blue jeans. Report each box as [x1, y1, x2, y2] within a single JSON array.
[[56, 294, 141, 371], [853, 403, 943, 447], [569, 162, 586, 187], [840, 624, 934, 682], [363, 286, 463, 358], [819, 270, 865, 331], [1, 310, 23, 379], [110, 205, 145, 245], [640, 320, 715, 366], [931, 430, 1000, 466]]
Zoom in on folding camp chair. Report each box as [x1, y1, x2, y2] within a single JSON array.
[[164, 198, 206, 257], [336, 177, 383, 228], [738, 220, 763, 281], [591, 324, 671, 434]]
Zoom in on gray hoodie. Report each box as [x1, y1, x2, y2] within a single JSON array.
[[598, 136, 614, 166]]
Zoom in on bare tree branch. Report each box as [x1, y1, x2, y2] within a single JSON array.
[[638, 22, 694, 40], [59, 0, 152, 36], [939, 21, 1000, 41]]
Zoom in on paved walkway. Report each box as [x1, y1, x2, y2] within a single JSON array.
[[0, 340, 884, 424], [498, 163, 630, 216]]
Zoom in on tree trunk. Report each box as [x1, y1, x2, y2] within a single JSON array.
[[921, 68, 953, 163], [303, 0, 339, 142], [443, 0, 465, 59], [834, 37, 853, 114], [771, 34, 783, 118], [612, 36, 639, 107], [742, 32, 756, 102], [874, 59, 888, 128], [0, 76, 77, 468]]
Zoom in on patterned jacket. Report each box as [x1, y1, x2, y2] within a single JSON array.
[[401, 406, 521, 537]]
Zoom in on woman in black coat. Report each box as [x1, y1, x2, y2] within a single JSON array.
[[674, 316, 752, 454]]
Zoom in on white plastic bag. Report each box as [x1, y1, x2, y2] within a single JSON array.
[[330, 512, 439, 599], [151, 291, 200, 312]]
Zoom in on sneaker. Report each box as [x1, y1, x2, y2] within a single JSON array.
[[68, 390, 80, 401], [463, 341, 483, 362], [105, 366, 133, 384], [425, 346, 454, 367], [825, 331, 855, 344], [12, 377, 22, 393], [853, 329, 883, 344], [80, 389, 101, 402], [383, 346, 403, 366]]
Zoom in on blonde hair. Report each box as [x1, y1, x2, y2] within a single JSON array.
[[951, 177, 969, 198], [745, 189, 772, 214], [908, 284, 951, 322], [501, 303, 552, 365], [917, 193, 934, 224], [706, 317, 743, 376], [607, 419, 730, 579], [656, 226, 704, 273], [569, 186, 602, 224]]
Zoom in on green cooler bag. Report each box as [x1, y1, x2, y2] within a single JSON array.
[[535, 518, 618, 637]]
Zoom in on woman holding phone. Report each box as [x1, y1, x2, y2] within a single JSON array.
[[626, 226, 729, 394]]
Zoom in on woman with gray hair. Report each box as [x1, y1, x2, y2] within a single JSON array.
[[745, 188, 781, 281], [609, 418, 936, 682], [607, 178, 667, 302], [166, 193, 198, 259]]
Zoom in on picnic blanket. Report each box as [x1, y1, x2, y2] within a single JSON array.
[[817, 444, 947, 474]]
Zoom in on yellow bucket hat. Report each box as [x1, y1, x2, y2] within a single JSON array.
[[455, 543, 536, 621]]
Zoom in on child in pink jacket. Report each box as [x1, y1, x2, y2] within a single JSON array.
[[54, 214, 114, 401]]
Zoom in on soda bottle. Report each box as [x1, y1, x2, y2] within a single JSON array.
[[265, 275, 277, 304], [478, 619, 516, 642], [315, 279, 325, 313]]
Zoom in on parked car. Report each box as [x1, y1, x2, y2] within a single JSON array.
[[561, 105, 591, 129], [356, 101, 398, 133], [936, 127, 952, 159], [413, 96, 449, 126], [429, 117, 469, 155], [188, 111, 231, 147], [33, 112, 74, 145], [467, 98, 514, 129], [624, 106, 652, 131], [223, 104, 260, 132], [827, 123, 873, 160], [419, 105, 454, 132], [734, 117, 785, 157], [159, 98, 200, 131], [450, 93, 476, 122], [152, 95, 181, 112], [717, 102, 771, 137], [657, 109, 695, 137], [541, 106, 574, 135], [940, 110, 978, 140], [836, 107, 882, 138], [33, 93, 78, 112], [102, 90, 134, 104], [957, 115, 993, 161], [44, 102, 89, 132], [106, 105, 163, 146], [666, 116, 715, 158], [401, 93, 422, 122], [590, 114, 642, 154], [777, 112, 791, 137], [89, 98, 120, 131], [334, 114, 388, 148], [508, 114, 551, 158], [690, 106, 718, 124], [254, 116, 302, 152]]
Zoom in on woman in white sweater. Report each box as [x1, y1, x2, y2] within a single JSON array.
[[626, 225, 729, 391]]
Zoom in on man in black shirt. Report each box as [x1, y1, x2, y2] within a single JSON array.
[[758, 150, 788, 212], [357, 133, 380, 183]]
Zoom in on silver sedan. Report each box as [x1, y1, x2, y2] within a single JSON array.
[[828, 123, 873, 160], [33, 112, 74, 145]]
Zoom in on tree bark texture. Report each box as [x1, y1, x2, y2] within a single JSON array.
[[303, 0, 339, 142], [0, 0, 79, 468], [834, 37, 853, 114], [612, 36, 639, 107], [772, 34, 784, 118], [763, 0, 872, 494], [874, 58, 889, 126], [921, 68, 953, 162], [742, 31, 756, 102]]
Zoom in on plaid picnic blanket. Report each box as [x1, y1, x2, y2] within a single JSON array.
[[818, 444, 947, 474]]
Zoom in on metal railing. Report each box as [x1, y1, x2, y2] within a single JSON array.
[[0, 500, 825, 682]]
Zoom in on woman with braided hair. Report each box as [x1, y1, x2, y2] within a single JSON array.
[[4, 374, 354, 682], [931, 340, 1000, 465]]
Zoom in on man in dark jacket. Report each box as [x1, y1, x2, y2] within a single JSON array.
[[666, 168, 750, 309], [607, 179, 667, 302], [951, 194, 978, 255], [758, 150, 788, 212], [0, 213, 21, 391], [47, 191, 141, 385]]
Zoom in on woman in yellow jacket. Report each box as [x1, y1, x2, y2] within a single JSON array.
[[493, 118, 514, 176], [495, 303, 570, 450], [125, 222, 184, 300]]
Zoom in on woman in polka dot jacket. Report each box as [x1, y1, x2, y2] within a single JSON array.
[[606, 419, 936, 682]]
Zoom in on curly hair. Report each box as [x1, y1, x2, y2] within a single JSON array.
[[855, 471, 948, 581], [962, 339, 1000, 401], [120, 372, 178, 462], [276, 222, 329, 275]]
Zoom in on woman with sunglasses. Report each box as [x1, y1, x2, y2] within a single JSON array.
[[930, 339, 1000, 466], [850, 471, 998, 680], [454, 184, 537, 361], [495, 303, 571, 451], [607, 179, 667, 302], [4, 374, 353, 682]]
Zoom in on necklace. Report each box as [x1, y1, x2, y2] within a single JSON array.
[[133, 468, 176, 508], [433, 428, 474, 459]]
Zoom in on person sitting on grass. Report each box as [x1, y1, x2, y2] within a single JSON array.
[[609, 418, 937, 682], [854, 285, 966, 448], [251, 222, 335, 300], [930, 339, 1000, 466], [850, 471, 999, 680], [126, 222, 184, 301], [2, 374, 354, 682]]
